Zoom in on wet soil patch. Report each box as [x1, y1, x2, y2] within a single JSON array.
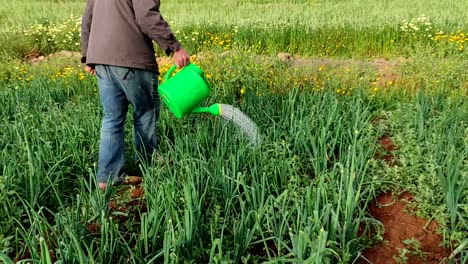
[[375, 135, 398, 166], [361, 192, 450, 264]]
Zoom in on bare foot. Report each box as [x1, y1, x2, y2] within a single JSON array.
[[99, 182, 107, 191]]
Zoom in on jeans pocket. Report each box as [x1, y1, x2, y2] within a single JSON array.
[[111, 66, 135, 81], [95, 65, 103, 79]]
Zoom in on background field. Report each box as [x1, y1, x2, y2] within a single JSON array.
[[0, 0, 467, 263], [2, 0, 468, 29], [1, 0, 467, 58]]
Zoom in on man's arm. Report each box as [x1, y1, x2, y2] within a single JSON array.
[[133, 0, 190, 67], [80, 0, 94, 65]]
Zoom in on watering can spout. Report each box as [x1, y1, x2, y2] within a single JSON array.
[[191, 104, 221, 116]]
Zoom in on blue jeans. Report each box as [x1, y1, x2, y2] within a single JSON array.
[[95, 65, 160, 184]]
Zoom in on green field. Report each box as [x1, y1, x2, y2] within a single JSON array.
[[0, 0, 467, 263]]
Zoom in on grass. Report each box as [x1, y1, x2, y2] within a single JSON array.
[[0, 69, 380, 262], [1, 0, 467, 60], [1, 0, 467, 30], [0, 0, 467, 263], [0, 51, 466, 262], [372, 88, 468, 243]]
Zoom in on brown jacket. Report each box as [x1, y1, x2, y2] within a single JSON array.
[[81, 0, 181, 73]]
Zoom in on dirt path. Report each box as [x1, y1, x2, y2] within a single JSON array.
[[361, 192, 450, 264], [277, 52, 405, 89]]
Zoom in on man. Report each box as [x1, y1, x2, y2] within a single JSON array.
[[81, 0, 190, 190]]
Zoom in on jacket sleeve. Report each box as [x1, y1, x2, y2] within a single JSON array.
[[133, 0, 181, 56], [80, 0, 94, 64]]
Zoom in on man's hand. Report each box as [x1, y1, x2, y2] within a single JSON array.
[[85, 66, 96, 75], [173, 48, 190, 68]]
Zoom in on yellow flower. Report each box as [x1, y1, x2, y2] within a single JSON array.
[[240, 88, 246, 95]]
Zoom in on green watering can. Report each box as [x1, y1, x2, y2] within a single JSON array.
[[158, 63, 221, 119]]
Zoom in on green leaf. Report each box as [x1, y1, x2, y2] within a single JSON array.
[[0, 252, 14, 264]]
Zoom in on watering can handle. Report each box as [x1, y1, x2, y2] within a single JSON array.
[[164, 65, 178, 82], [163, 62, 212, 90]]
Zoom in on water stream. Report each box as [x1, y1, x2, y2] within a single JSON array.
[[218, 104, 260, 146]]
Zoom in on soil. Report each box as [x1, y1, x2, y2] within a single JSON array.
[[129, 185, 144, 199], [86, 222, 101, 234], [248, 239, 278, 258], [26, 50, 80, 63], [24, 50, 44, 61], [277, 52, 405, 89], [361, 192, 451, 264], [376, 135, 398, 166]]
